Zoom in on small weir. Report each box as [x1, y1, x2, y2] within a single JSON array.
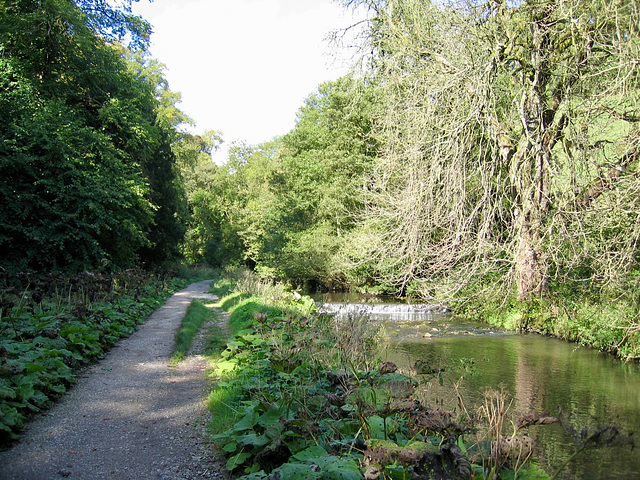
[[318, 302, 450, 321], [317, 300, 504, 338]]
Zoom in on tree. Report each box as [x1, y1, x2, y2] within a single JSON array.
[[346, 0, 640, 301], [260, 77, 381, 288], [173, 131, 245, 267], [0, 0, 186, 271], [173, 74, 381, 288], [225, 141, 281, 271], [119, 48, 191, 265]]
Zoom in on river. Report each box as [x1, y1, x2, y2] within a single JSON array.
[[316, 296, 640, 479]]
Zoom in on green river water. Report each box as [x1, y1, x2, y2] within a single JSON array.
[[317, 297, 640, 479]]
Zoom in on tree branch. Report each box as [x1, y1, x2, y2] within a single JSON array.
[[575, 148, 639, 210]]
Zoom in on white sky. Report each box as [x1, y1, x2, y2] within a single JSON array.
[[130, 0, 367, 161]]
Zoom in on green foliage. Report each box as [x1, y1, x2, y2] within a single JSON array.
[[173, 77, 381, 289], [74, 0, 153, 50], [501, 463, 551, 480], [338, 0, 640, 304], [206, 273, 550, 479], [207, 277, 236, 298], [462, 289, 640, 360], [169, 264, 225, 283], [171, 299, 216, 364], [0, 270, 187, 443], [173, 133, 248, 267], [257, 77, 381, 289], [0, 0, 187, 272]]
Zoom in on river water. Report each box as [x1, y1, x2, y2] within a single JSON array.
[[316, 296, 640, 479]]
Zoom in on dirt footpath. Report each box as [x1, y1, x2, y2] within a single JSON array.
[[0, 280, 228, 480]]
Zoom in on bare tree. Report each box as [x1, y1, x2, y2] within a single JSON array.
[[348, 0, 640, 302]]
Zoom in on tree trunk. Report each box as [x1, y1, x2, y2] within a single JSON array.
[[515, 218, 547, 300]]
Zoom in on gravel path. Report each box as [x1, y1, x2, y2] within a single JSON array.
[[0, 280, 229, 480]]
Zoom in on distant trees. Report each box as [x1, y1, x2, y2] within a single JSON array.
[[173, 131, 245, 267], [4, 0, 638, 311], [173, 77, 380, 288], [0, 0, 187, 272], [263, 77, 381, 288]]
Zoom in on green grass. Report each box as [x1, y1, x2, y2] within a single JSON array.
[[167, 293, 236, 430], [206, 377, 243, 435], [170, 299, 216, 364], [226, 297, 285, 334], [207, 277, 236, 298], [171, 263, 223, 282]]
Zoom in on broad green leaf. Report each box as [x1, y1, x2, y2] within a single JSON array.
[[0, 380, 16, 400], [215, 360, 237, 374], [24, 363, 45, 373], [233, 411, 259, 431], [226, 452, 252, 471], [237, 473, 269, 480], [222, 442, 238, 453], [292, 445, 329, 462], [257, 405, 282, 427], [313, 457, 364, 480], [236, 433, 269, 447], [273, 463, 322, 480], [367, 415, 387, 440]]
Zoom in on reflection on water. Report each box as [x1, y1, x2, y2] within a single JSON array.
[[321, 300, 640, 479], [381, 335, 640, 479]]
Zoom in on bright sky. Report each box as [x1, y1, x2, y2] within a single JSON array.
[[130, 0, 367, 161]]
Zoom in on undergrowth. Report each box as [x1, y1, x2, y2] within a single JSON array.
[[205, 272, 554, 480], [0, 269, 189, 444], [467, 294, 640, 361]]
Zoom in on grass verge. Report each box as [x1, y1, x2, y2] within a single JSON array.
[[468, 295, 640, 361], [170, 299, 217, 365]]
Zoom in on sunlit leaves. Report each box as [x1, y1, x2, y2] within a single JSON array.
[[350, 0, 640, 300], [0, 0, 186, 271], [0, 272, 186, 442]]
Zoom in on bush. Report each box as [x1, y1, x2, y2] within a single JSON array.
[[207, 272, 551, 479]]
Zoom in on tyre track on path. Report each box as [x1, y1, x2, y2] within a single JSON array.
[[0, 280, 228, 480]]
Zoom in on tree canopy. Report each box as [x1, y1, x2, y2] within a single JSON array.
[[3, 0, 640, 323], [0, 0, 186, 271], [339, 0, 640, 303]]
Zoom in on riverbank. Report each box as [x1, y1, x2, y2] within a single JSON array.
[[442, 288, 640, 362], [455, 293, 640, 362], [204, 272, 554, 480]]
